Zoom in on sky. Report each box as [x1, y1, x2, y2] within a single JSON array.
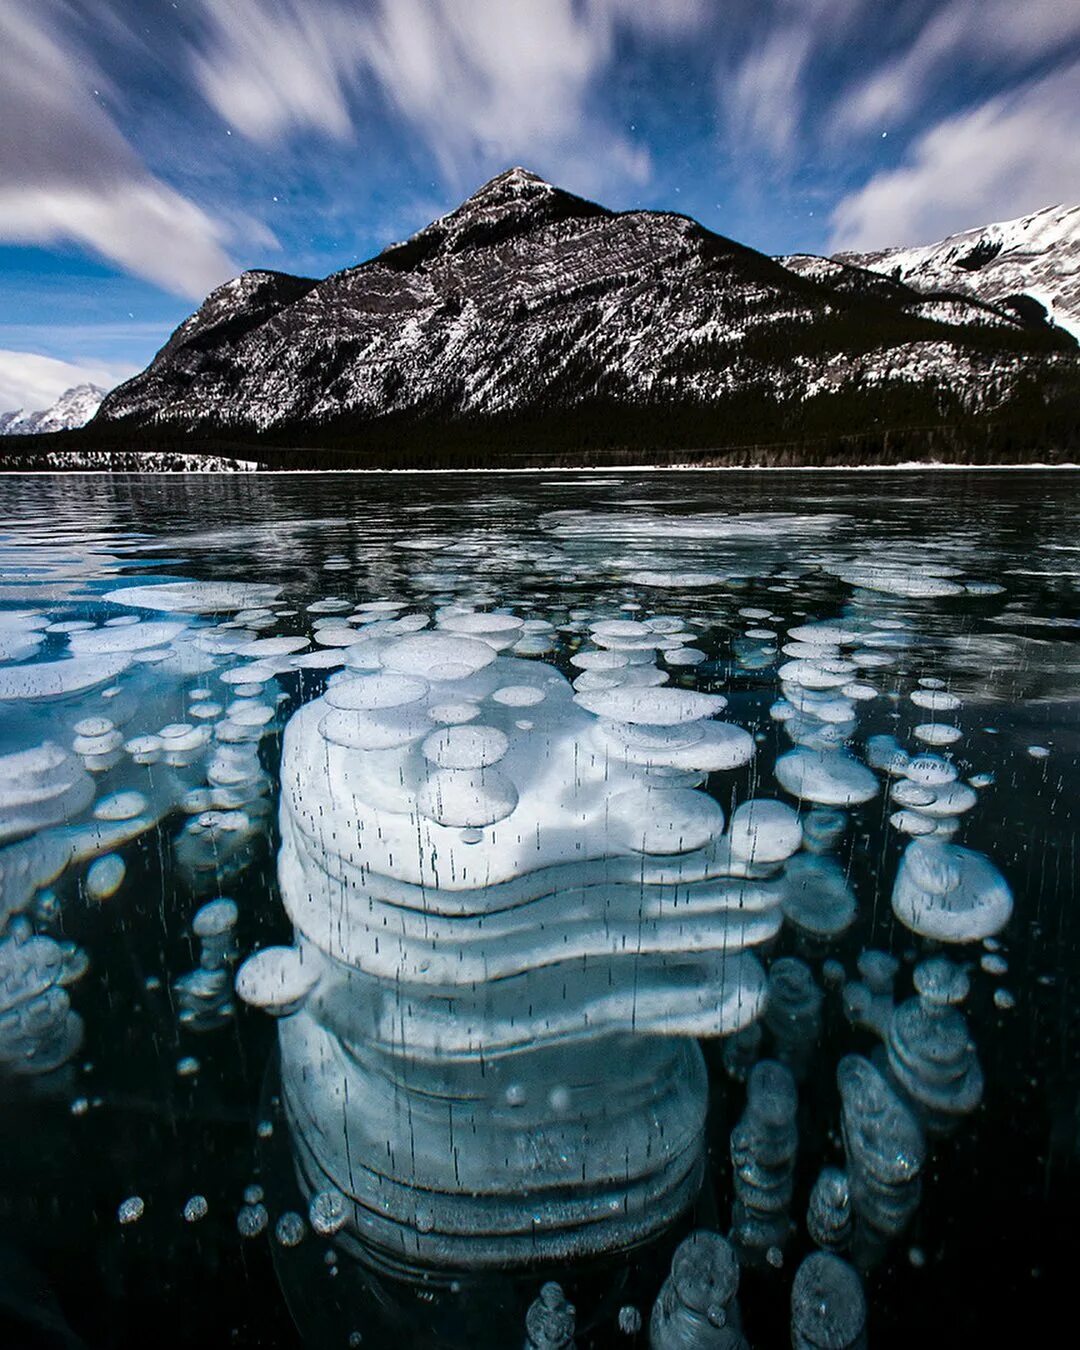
[[2, 0, 1078, 411]]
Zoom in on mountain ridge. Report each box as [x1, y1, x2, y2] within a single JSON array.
[[828, 203, 1080, 339], [60, 171, 1080, 465]]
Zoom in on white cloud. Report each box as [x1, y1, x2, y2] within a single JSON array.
[[0, 350, 138, 415], [0, 0, 235, 297], [829, 62, 1080, 249], [188, 0, 707, 193], [836, 0, 1080, 136]]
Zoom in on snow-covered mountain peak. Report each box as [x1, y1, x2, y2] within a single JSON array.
[[833, 203, 1080, 337], [0, 383, 107, 436]]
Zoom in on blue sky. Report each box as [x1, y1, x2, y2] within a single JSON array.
[[2, 0, 1079, 411]]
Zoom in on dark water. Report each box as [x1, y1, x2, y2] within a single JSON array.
[[0, 470, 1077, 1350]]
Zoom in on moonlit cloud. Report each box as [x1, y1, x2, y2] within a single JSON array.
[[0, 0, 235, 297], [829, 62, 1080, 248], [187, 0, 707, 193], [0, 349, 137, 414], [836, 0, 1080, 135], [3, 0, 1080, 386]]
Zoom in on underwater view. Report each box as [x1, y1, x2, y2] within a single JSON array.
[[0, 469, 1077, 1349]]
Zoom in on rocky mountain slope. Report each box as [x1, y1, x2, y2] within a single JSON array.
[[1, 383, 107, 436], [93, 169, 1077, 458], [831, 204, 1080, 340]]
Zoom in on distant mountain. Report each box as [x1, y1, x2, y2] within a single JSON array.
[[830, 204, 1080, 339], [86, 170, 1078, 462], [1, 383, 107, 436]]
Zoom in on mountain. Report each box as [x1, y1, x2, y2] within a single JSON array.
[[830, 204, 1080, 340], [90, 169, 1079, 463], [1, 383, 108, 436]]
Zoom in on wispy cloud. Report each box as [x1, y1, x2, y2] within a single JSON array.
[[0, 348, 137, 414], [835, 0, 1080, 136], [829, 61, 1080, 248], [0, 0, 235, 297], [186, 0, 707, 194]]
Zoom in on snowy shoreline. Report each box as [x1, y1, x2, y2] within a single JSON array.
[[1, 460, 1078, 476]]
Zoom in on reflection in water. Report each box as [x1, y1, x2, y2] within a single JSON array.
[[0, 471, 1077, 1347]]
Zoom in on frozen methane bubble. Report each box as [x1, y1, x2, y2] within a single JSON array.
[[85, 854, 125, 901], [0, 742, 94, 844], [807, 1168, 853, 1253], [886, 957, 983, 1131], [184, 1195, 209, 1222], [618, 1305, 642, 1336], [309, 1189, 349, 1236], [275, 1211, 305, 1247], [775, 750, 878, 807], [237, 1204, 269, 1237], [764, 958, 823, 1079], [242, 627, 773, 1267], [891, 840, 1013, 942], [781, 855, 857, 938], [650, 1230, 747, 1350], [174, 897, 240, 1031], [838, 1055, 925, 1263], [727, 800, 802, 864], [117, 1196, 144, 1225], [525, 1282, 576, 1349], [101, 581, 282, 612], [730, 1060, 798, 1257], [0, 928, 86, 1074], [791, 1253, 866, 1350], [843, 951, 900, 1037], [573, 686, 728, 725]]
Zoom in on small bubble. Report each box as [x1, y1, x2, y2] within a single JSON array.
[[618, 1305, 642, 1335], [994, 988, 1016, 1010], [237, 1204, 268, 1238], [909, 1246, 926, 1268], [243, 1184, 264, 1205], [118, 1196, 145, 1225], [275, 1211, 305, 1247], [184, 1195, 209, 1222], [70, 1097, 89, 1116], [256, 1119, 274, 1138], [176, 1056, 200, 1077], [766, 1245, 783, 1268]]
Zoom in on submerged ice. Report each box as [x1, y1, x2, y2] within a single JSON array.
[[0, 493, 1042, 1349]]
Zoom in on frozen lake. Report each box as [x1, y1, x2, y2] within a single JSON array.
[[0, 469, 1077, 1349]]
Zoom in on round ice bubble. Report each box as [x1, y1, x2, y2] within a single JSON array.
[[775, 749, 879, 807], [727, 799, 803, 864], [192, 898, 239, 938], [903, 755, 957, 787], [791, 1252, 866, 1350], [421, 725, 509, 770], [86, 855, 126, 901], [235, 946, 319, 1014], [416, 766, 519, 827], [778, 659, 857, 690], [609, 787, 725, 855], [382, 633, 497, 681], [574, 686, 728, 725], [892, 840, 1013, 942], [309, 1189, 349, 1236], [782, 855, 857, 937]]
